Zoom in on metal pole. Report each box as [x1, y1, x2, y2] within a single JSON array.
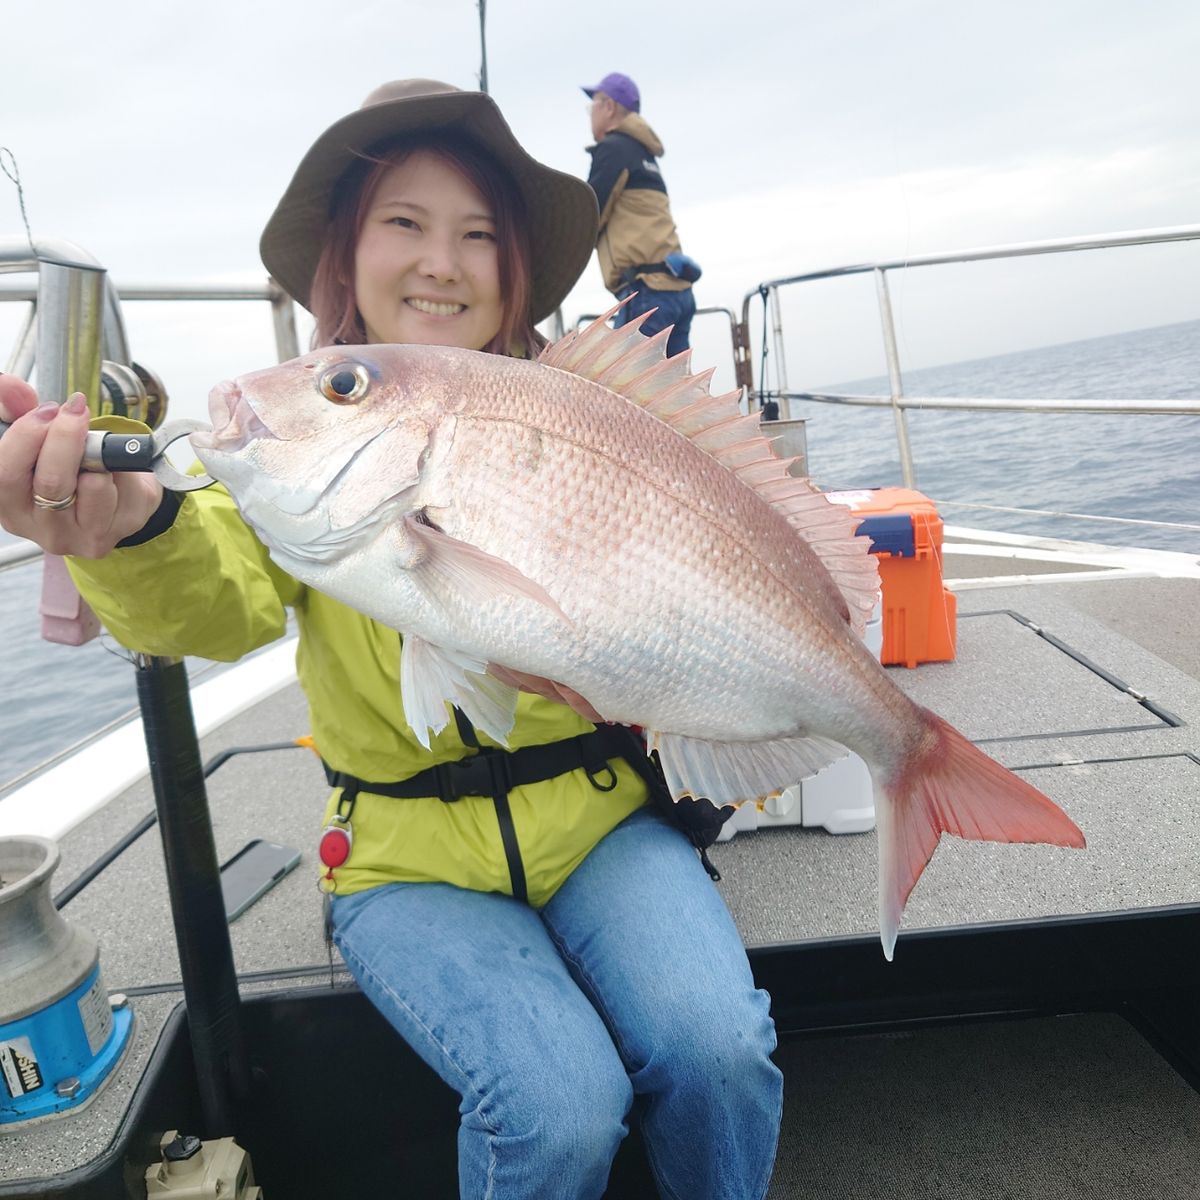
[[4, 303, 35, 376], [767, 286, 790, 418], [35, 261, 105, 646], [36, 261, 103, 405], [874, 268, 916, 488], [269, 284, 301, 361], [102, 278, 131, 367]]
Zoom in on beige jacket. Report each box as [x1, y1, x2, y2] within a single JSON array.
[[587, 114, 690, 295]]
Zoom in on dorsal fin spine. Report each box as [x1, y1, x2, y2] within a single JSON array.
[[538, 307, 880, 636], [595, 330, 673, 389]]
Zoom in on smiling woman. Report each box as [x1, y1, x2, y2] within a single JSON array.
[[352, 150, 505, 350], [0, 77, 784, 1199], [311, 139, 522, 354]]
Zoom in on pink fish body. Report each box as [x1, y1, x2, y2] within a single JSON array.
[[193, 313, 1084, 957]]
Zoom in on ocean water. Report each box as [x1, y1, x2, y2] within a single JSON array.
[[797, 319, 1200, 553], [1, 320, 1197, 790]]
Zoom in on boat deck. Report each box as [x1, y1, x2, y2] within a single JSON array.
[[4, 561, 1199, 1197]]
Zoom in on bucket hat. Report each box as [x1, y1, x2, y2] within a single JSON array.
[[260, 79, 598, 324]]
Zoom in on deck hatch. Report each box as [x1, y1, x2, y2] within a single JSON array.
[[892, 608, 1183, 743], [714, 752, 1200, 947]]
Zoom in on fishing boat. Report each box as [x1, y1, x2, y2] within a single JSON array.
[[1, 226, 1198, 1198]]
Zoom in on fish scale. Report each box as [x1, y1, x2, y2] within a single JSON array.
[[430, 363, 853, 736], [192, 309, 1086, 958]]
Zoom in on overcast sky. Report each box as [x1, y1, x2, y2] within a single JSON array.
[[2, 0, 1197, 418]]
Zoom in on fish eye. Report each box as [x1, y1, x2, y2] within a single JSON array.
[[319, 364, 370, 404]]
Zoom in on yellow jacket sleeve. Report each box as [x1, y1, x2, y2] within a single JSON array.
[[67, 483, 304, 661]]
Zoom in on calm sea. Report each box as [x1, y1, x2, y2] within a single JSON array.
[[1, 319, 1197, 789]]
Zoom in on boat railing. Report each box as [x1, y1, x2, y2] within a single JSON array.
[[574, 304, 745, 375], [4, 234, 1198, 560], [737, 224, 1200, 489], [0, 243, 304, 572], [0, 272, 303, 378]]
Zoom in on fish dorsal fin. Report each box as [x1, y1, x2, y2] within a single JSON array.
[[539, 306, 879, 636]]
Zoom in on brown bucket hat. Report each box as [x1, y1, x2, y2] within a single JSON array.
[[259, 79, 599, 324]]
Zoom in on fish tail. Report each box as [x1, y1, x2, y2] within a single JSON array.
[[876, 707, 1085, 961]]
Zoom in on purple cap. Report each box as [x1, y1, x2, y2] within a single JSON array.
[[581, 72, 640, 113]]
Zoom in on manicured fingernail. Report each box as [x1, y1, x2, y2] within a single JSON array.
[[34, 404, 59, 421], [63, 393, 88, 415]]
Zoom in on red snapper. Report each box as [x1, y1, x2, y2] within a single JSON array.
[[192, 311, 1085, 957]]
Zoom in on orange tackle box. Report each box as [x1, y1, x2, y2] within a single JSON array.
[[826, 487, 957, 668]]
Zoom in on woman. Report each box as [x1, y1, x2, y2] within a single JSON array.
[[0, 80, 782, 1199]]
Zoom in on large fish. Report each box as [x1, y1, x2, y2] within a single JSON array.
[[192, 310, 1085, 957]]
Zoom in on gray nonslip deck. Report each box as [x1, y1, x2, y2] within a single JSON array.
[[4, 570, 1199, 1191]]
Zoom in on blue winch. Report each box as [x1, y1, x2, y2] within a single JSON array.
[[0, 836, 133, 1125]]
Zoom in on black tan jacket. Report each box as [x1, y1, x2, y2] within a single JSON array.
[[586, 113, 690, 296]]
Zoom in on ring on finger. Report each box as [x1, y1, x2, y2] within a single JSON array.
[[32, 490, 78, 511]]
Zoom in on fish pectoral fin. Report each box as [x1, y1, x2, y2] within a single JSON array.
[[651, 730, 848, 807], [399, 635, 518, 749], [401, 516, 569, 622], [487, 664, 607, 722]]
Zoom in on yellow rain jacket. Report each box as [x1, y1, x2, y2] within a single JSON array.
[[67, 461, 648, 908]]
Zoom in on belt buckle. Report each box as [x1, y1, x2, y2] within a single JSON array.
[[437, 754, 493, 801]]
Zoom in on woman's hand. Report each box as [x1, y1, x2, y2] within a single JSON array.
[[0, 375, 164, 558]]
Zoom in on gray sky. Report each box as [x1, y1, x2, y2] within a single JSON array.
[[2, 0, 1197, 418]]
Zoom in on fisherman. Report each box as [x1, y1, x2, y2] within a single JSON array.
[[0, 80, 782, 1199], [582, 71, 700, 357]]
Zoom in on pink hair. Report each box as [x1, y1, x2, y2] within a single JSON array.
[[307, 135, 541, 358]]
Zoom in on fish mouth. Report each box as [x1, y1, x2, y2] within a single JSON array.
[[192, 381, 276, 452]]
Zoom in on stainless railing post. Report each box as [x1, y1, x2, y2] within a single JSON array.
[[35, 259, 104, 408], [874, 267, 916, 488], [33, 254, 108, 646], [4, 303, 35, 377], [102, 278, 131, 367], [268, 281, 301, 362], [768, 285, 790, 418]]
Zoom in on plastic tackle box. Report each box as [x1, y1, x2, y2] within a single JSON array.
[[828, 487, 957, 669]]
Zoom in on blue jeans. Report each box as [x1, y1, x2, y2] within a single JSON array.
[[614, 284, 697, 358], [331, 807, 782, 1199]]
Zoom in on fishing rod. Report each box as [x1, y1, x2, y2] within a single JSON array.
[[478, 0, 489, 94]]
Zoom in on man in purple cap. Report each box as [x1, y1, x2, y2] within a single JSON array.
[[582, 72, 698, 357]]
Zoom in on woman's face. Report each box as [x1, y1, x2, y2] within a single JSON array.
[[353, 150, 504, 351]]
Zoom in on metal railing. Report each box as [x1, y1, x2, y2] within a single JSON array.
[[0, 275, 302, 375], [0, 254, 303, 573], [735, 224, 1200, 487], [5, 231, 1196, 554], [574, 304, 746, 384]]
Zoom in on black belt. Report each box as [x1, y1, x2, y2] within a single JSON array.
[[323, 724, 638, 805], [619, 261, 672, 286], [323, 723, 724, 882]]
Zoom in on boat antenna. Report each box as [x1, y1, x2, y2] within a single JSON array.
[[477, 0, 489, 93]]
